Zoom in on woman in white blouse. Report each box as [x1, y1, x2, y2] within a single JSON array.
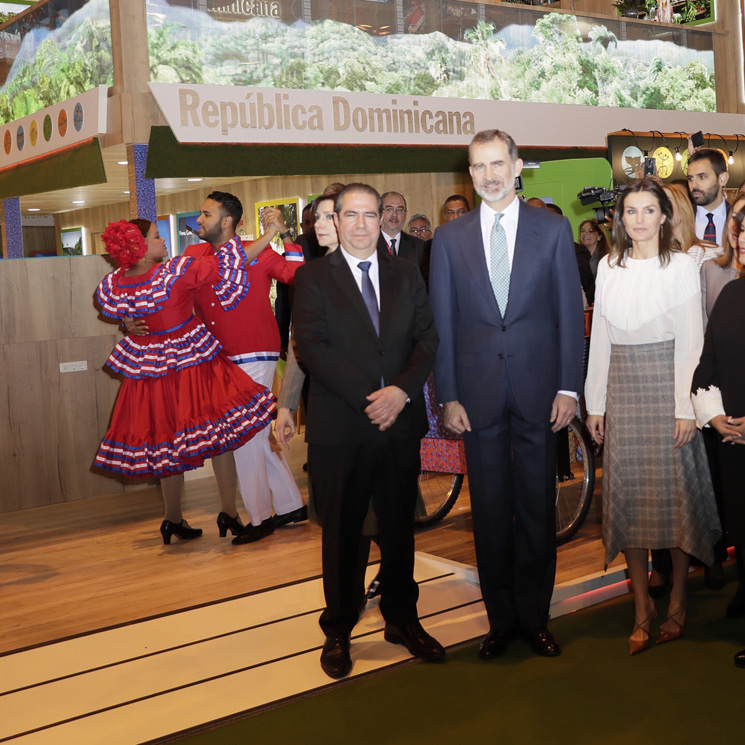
[[585, 179, 720, 656]]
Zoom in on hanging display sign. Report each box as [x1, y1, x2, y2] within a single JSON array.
[[0, 85, 107, 169], [149, 82, 743, 150]]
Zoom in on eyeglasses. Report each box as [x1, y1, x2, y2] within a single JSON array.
[[383, 206, 406, 215], [410, 227, 431, 236]]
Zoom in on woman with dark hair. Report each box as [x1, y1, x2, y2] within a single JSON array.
[[578, 218, 610, 279], [94, 218, 278, 544], [585, 178, 720, 655], [693, 218, 745, 659]]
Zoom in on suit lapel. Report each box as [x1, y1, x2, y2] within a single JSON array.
[[378, 250, 396, 342], [328, 249, 380, 341], [457, 210, 501, 318], [508, 201, 541, 317]]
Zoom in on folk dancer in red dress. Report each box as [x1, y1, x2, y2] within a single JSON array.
[[94, 219, 278, 544]]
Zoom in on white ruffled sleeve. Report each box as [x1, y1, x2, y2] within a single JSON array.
[[584, 259, 611, 415], [691, 386, 725, 428], [673, 260, 704, 420]]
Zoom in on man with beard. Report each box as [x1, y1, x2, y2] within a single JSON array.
[[190, 191, 307, 542], [688, 148, 730, 245], [429, 130, 584, 660]]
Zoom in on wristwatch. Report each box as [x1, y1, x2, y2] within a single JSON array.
[[279, 230, 292, 240]]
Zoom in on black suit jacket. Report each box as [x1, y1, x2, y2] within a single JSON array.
[[377, 232, 425, 272], [293, 247, 438, 447]]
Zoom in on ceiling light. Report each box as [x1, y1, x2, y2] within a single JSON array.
[[72, 200, 86, 204], [27, 208, 41, 212], [674, 147, 682, 161], [117, 160, 128, 165], [187, 177, 203, 182], [123, 190, 130, 194]]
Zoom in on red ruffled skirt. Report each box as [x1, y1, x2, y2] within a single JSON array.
[[94, 351, 276, 478]]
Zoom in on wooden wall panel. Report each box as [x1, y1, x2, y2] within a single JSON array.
[[58, 171, 470, 241], [0, 256, 144, 513]]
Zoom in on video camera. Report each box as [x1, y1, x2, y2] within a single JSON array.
[[577, 185, 624, 224]]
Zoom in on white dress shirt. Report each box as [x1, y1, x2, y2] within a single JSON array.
[[339, 245, 380, 310], [381, 230, 401, 255], [694, 200, 728, 246]]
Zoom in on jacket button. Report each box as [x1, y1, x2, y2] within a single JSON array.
[[501, 325, 507, 331], [498, 353, 504, 360]]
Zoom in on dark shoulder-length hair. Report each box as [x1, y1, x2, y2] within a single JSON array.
[[609, 178, 680, 268]]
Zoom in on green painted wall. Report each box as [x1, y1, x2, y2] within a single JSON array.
[[520, 157, 612, 240]]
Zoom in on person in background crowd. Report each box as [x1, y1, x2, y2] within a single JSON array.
[[95, 218, 277, 544], [688, 148, 730, 245], [408, 214, 433, 241], [664, 184, 720, 269], [692, 217, 745, 670], [585, 179, 720, 655], [430, 129, 584, 660], [578, 218, 610, 280], [378, 191, 426, 275], [443, 194, 470, 222]]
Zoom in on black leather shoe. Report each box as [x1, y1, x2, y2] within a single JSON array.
[[523, 627, 562, 657], [478, 629, 512, 660], [705, 562, 727, 591], [365, 576, 381, 600], [320, 635, 352, 679], [274, 505, 308, 527], [231, 517, 275, 545], [735, 648, 745, 669], [384, 621, 445, 660]]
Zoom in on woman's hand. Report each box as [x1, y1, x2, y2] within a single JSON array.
[[720, 415, 745, 445], [709, 414, 741, 441], [586, 414, 605, 446], [122, 316, 149, 335], [673, 418, 696, 449], [274, 408, 296, 448]]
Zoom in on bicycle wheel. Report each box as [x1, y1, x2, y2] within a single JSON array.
[[414, 472, 464, 527], [555, 417, 595, 544]]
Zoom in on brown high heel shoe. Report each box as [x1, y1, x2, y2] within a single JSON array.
[[629, 604, 657, 656], [656, 602, 687, 645]]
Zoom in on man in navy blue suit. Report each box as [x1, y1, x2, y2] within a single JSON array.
[[429, 129, 584, 659]]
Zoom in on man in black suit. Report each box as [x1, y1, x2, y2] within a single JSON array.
[[293, 183, 444, 679], [377, 191, 425, 271], [429, 130, 584, 660]]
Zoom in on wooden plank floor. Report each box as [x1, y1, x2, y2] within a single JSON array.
[[0, 433, 622, 656]]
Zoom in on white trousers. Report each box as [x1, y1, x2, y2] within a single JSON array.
[[234, 360, 304, 525]]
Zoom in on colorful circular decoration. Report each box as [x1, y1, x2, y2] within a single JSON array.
[[680, 149, 690, 175], [58, 109, 68, 137], [30, 120, 38, 147], [652, 146, 674, 179], [43, 114, 52, 142], [16, 125, 24, 151], [73, 102, 84, 132], [4, 129, 11, 155], [621, 146, 644, 179]]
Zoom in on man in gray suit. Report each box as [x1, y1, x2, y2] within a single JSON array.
[[429, 129, 584, 659]]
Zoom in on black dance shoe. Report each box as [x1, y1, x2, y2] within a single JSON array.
[[216, 512, 244, 537], [274, 505, 308, 527], [232, 517, 275, 545], [160, 519, 203, 545]]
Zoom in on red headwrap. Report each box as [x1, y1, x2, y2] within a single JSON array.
[[102, 220, 148, 270]]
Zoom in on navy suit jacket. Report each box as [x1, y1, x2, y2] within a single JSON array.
[[429, 200, 584, 428]]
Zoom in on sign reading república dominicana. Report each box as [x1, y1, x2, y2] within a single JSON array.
[[148, 0, 715, 113]]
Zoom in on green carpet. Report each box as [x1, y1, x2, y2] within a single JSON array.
[[170, 574, 745, 745]]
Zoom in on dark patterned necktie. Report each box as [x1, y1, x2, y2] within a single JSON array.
[[704, 212, 716, 243], [357, 261, 379, 335], [389, 238, 397, 255]]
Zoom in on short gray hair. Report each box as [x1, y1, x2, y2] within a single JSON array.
[[408, 214, 432, 232]]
